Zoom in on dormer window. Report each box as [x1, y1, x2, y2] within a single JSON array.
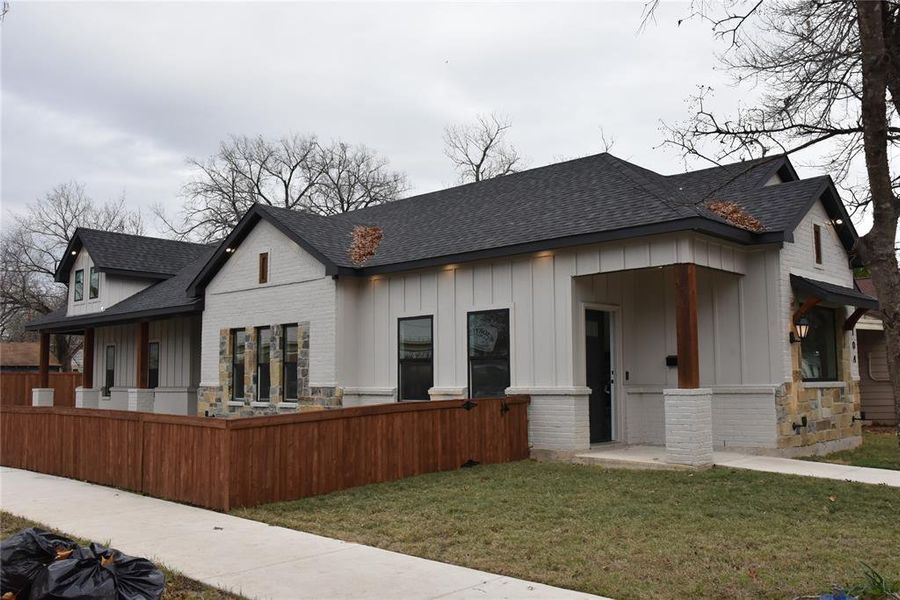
[[89, 267, 100, 299], [813, 224, 823, 264], [74, 270, 84, 302], [258, 252, 269, 284]]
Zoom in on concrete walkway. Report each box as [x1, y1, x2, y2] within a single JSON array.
[[0, 467, 606, 600], [575, 445, 900, 487]]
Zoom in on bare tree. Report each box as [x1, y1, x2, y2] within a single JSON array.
[[443, 113, 525, 183], [160, 134, 407, 240], [1, 182, 144, 368], [644, 0, 900, 430]]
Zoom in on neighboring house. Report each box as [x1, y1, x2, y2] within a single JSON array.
[[0, 342, 61, 372], [28, 153, 878, 461], [854, 278, 895, 425]]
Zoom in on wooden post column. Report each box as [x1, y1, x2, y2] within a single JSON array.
[[136, 321, 149, 388], [674, 264, 700, 389], [38, 330, 50, 388], [82, 328, 95, 388]]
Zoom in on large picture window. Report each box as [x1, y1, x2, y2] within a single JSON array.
[[283, 324, 298, 400], [232, 330, 246, 400], [104, 345, 115, 396], [467, 309, 510, 398], [74, 269, 84, 302], [398, 316, 433, 401], [800, 306, 839, 381], [148, 342, 159, 389], [257, 326, 272, 400], [89, 267, 99, 299]]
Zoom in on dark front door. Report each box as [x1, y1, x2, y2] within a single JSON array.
[[586, 309, 613, 443]]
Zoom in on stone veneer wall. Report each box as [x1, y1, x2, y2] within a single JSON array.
[[199, 320, 341, 417], [775, 306, 862, 456]]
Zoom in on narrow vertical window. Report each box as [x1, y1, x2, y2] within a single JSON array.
[[467, 309, 511, 398], [147, 342, 160, 389], [232, 329, 246, 400], [813, 224, 823, 264], [258, 252, 269, 284], [89, 267, 100, 299], [74, 269, 84, 302], [283, 324, 298, 400], [257, 326, 272, 400], [398, 316, 433, 401], [104, 345, 115, 396]]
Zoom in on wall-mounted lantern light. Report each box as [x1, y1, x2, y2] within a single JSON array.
[[790, 316, 811, 343]]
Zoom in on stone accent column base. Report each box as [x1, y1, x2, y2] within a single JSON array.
[[127, 389, 155, 413], [507, 387, 591, 453], [75, 387, 101, 408], [664, 388, 713, 466], [32, 388, 54, 407]]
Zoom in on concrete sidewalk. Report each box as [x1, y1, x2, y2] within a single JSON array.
[[0, 467, 606, 600], [575, 445, 900, 487]]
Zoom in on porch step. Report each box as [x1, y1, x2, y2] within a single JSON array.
[[572, 445, 692, 471]]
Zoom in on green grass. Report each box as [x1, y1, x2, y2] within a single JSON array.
[[805, 429, 900, 471], [0, 511, 243, 600], [234, 461, 900, 600]]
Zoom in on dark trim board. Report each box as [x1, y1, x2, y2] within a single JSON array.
[[25, 304, 204, 334]]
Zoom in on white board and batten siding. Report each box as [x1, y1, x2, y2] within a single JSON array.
[[66, 249, 152, 316], [200, 219, 338, 388]]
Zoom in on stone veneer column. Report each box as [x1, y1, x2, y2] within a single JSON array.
[[664, 388, 713, 466], [297, 321, 310, 398], [243, 327, 257, 402], [269, 324, 284, 403]]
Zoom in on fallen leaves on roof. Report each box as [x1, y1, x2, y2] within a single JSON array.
[[349, 225, 384, 266], [705, 200, 765, 232]]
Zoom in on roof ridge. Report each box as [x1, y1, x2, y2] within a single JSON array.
[[77, 227, 209, 248]]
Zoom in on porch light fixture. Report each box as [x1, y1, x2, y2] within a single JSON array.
[[790, 316, 810, 343], [70, 250, 77, 256], [225, 247, 235, 254], [834, 219, 843, 225]]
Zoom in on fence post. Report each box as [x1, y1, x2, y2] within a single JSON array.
[[137, 412, 145, 494], [221, 421, 231, 511]]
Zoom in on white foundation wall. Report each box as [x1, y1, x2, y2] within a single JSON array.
[[67, 249, 152, 316], [200, 219, 337, 387]]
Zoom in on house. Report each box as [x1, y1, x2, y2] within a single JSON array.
[[27, 153, 879, 463], [0, 342, 61, 372], [854, 278, 895, 425]]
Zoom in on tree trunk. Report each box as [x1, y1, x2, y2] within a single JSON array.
[[856, 1, 900, 437]]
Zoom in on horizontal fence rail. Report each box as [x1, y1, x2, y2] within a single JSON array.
[[0, 396, 530, 510], [0, 372, 81, 407]]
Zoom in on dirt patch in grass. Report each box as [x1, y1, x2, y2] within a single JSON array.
[[805, 429, 900, 471], [0, 511, 243, 600], [235, 461, 900, 600]]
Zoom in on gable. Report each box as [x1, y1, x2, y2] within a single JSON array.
[[205, 218, 327, 295], [783, 199, 853, 286]]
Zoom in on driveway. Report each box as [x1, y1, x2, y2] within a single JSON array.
[[0, 467, 608, 600]]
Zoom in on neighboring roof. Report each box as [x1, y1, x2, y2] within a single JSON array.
[[0, 342, 61, 368], [55, 228, 211, 283], [790, 275, 879, 310], [855, 278, 884, 320]]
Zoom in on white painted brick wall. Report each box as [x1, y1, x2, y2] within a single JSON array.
[[711, 387, 778, 449], [527, 393, 590, 451], [624, 388, 666, 444], [664, 388, 714, 466]]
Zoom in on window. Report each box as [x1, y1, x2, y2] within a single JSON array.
[[104, 345, 115, 396], [257, 326, 272, 400], [258, 252, 269, 284], [232, 329, 246, 400], [147, 342, 159, 389], [398, 316, 433, 401], [467, 309, 510, 398], [283, 324, 298, 400], [813, 224, 823, 264], [800, 306, 839, 381], [89, 267, 99, 299], [74, 269, 84, 302]]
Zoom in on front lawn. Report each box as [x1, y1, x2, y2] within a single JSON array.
[[234, 461, 900, 600], [0, 512, 243, 600], [805, 428, 900, 471]]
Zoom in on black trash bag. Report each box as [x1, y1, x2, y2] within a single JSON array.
[[29, 543, 165, 600], [0, 528, 77, 599]]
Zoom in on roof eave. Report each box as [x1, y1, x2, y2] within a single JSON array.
[[25, 301, 204, 334]]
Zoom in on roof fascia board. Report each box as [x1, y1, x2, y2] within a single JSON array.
[[54, 234, 84, 283], [25, 302, 204, 333]]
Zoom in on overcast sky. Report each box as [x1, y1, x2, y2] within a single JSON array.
[[0, 1, 873, 235]]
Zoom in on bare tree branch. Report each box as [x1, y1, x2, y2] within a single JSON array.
[[443, 113, 525, 183]]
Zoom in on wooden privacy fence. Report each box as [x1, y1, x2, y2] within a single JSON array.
[[0, 396, 529, 511], [0, 372, 81, 407]]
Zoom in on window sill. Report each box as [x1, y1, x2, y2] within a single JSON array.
[[277, 402, 299, 409], [227, 400, 245, 407], [251, 401, 272, 408], [801, 381, 846, 389]]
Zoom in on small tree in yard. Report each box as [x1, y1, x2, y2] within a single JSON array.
[[644, 0, 900, 434], [0, 182, 144, 369]]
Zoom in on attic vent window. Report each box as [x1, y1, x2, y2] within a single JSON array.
[[814, 224, 823, 264], [258, 252, 269, 284], [705, 200, 764, 233], [349, 225, 384, 266]]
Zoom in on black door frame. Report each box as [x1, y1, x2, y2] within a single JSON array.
[[584, 305, 617, 443]]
